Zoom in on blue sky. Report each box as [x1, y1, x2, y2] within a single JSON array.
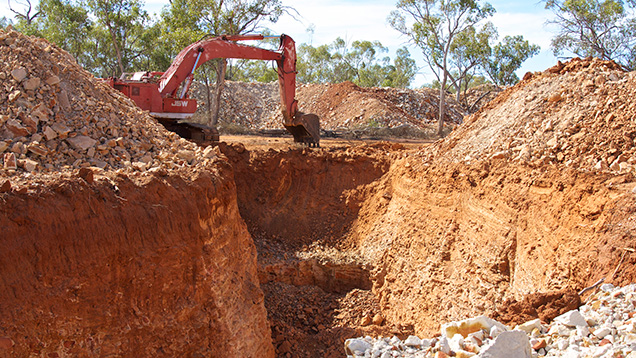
[[1, 0, 560, 87]]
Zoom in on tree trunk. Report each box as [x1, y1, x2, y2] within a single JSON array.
[[438, 73, 447, 137], [203, 69, 213, 125], [210, 59, 227, 128], [105, 22, 125, 76]]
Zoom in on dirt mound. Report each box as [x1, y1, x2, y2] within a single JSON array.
[[433, 57, 636, 174], [0, 28, 203, 177], [461, 84, 503, 113], [194, 81, 465, 131], [492, 289, 581, 327]]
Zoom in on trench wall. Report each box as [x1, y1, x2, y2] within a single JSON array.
[[0, 163, 274, 358]]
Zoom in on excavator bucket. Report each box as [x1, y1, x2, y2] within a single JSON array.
[[284, 112, 321, 147]]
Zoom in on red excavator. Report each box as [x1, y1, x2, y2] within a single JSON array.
[[105, 34, 320, 146]]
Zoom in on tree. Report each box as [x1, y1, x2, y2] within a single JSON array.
[[26, 0, 94, 69], [297, 43, 335, 83], [87, 0, 152, 76], [544, 0, 636, 69], [161, 0, 290, 127], [389, 0, 495, 136], [484, 35, 540, 85], [8, 0, 40, 26], [385, 47, 418, 88], [448, 21, 496, 100], [296, 39, 417, 88], [0, 16, 13, 28]]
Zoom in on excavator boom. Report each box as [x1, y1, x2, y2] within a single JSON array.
[[107, 34, 320, 146]]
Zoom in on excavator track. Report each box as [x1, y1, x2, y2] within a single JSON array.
[[157, 119, 220, 147]]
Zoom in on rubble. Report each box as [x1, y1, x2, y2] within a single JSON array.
[[345, 284, 636, 357], [192, 80, 466, 132], [0, 28, 207, 178], [431, 57, 636, 175]]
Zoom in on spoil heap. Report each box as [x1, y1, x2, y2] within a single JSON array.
[[432, 57, 635, 174], [194, 81, 466, 131], [0, 28, 206, 177]]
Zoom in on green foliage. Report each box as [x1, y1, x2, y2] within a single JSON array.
[[86, 0, 153, 75], [388, 0, 496, 134], [485, 35, 540, 85], [297, 39, 416, 88], [544, 0, 636, 69], [0, 17, 11, 28]]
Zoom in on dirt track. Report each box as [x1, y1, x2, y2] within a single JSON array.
[[3, 28, 636, 358]]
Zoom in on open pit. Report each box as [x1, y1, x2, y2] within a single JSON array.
[[2, 29, 636, 358]]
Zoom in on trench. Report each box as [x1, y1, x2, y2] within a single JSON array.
[[220, 142, 395, 357], [1, 142, 634, 358], [220, 143, 636, 358]]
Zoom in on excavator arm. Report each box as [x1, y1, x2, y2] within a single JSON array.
[[158, 34, 320, 146]]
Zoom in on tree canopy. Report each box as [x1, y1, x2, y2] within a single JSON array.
[[544, 0, 636, 70]]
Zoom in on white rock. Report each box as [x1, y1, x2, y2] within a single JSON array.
[[491, 325, 506, 338], [449, 333, 464, 352], [478, 330, 531, 358], [345, 338, 371, 355], [515, 319, 545, 334], [556, 338, 569, 350], [442, 316, 508, 338], [600, 284, 616, 292], [404, 336, 421, 347], [438, 336, 451, 354], [593, 326, 611, 338], [554, 310, 589, 327]]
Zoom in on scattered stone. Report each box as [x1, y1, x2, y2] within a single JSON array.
[[345, 338, 372, 356], [346, 284, 636, 358], [22, 159, 38, 172], [3, 153, 17, 170], [372, 313, 384, 326], [23, 77, 40, 91], [10, 67, 26, 81], [27, 143, 48, 156], [45, 75, 60, 85], [0, 180, 11, 193], [5, 119, 29, 137], [479, 331, 531, 358], [66, 136, 97, 151], [553, 310, 588, 327], [78, 167, 94, 184]]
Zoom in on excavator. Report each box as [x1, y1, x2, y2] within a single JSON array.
[[105, 34, 320, 147]]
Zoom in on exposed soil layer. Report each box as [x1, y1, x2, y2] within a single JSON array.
[[0, 162, 274, 358], [492, 289, 582, 327]]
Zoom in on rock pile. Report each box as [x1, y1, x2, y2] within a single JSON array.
[[432, 57, 636, 175], [345, 284, 636, 358], [0, 28, 208, 177], [193, 81, 466, 131]]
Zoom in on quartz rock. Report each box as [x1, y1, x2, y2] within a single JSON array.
[[478, 330, 531, 358], [554, 310, 588, 327]]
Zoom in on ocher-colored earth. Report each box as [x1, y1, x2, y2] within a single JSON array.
[[2, 28, 636, 358]]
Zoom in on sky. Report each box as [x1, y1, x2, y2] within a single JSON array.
[[0, 0, 561, 87]]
